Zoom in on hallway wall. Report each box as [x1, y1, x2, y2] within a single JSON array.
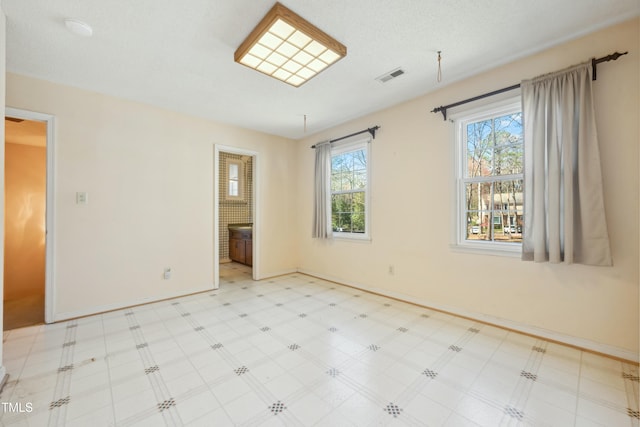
[[0, 3, 7, 377], [4, 142, 46, 301]]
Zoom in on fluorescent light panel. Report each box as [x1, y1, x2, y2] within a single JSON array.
[[234, 2, 347, 87]]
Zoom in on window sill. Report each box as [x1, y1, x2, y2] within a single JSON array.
[[450, 242, 521, 258], [333, 233, 371, 242]]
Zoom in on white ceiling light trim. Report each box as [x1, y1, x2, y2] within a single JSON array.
[[234, 2, 347, 87], [64, 18, 93, 37]]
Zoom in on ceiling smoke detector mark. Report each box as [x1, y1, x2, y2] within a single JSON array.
[[64, 19, 93, 37], [375, 68, 406, 83]]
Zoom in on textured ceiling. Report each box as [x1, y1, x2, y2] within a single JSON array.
[[3, 0, 639, 139]]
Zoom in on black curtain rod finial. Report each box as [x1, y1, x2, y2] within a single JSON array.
[[431, 106, 447, 120], [367, 126, 380, 139], [592, 51, 628, 80], [597, 51, 628, 62]]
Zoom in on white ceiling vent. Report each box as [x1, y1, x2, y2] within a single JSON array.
[[375, 67, 406, 83]]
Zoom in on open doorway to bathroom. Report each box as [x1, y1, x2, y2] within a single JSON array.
[[216, 147, 257, 287], [4, 116, 47, 330]]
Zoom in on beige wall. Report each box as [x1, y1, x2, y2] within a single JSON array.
[[295, 18, 639, 358], [6, 74, 297, 319], [4, 143, 46, 301]]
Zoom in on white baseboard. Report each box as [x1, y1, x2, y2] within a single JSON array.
[[256, 268, 298, 281], [51, 268, 297, 322], [52, 284, 215, 322], [297, 268, 639, 363]]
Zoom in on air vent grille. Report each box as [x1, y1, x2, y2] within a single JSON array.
[[375, 68, 406, 83]]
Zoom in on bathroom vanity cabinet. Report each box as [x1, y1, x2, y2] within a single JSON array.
[[228, 225, 252, 266]]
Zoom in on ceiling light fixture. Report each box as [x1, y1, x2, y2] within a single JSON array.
[[64, 18, 93, 37], [234, 2, 346, 87]]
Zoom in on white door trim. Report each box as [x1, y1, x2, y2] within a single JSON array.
[[5, 107, 56, 324], [213, 145, 259, 288]]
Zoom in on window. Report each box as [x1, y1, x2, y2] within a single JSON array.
[[225, 158, 244, 201], [330, 139, 370, 239], [454, 99, 523, 254], [229, 163, 239, 196]]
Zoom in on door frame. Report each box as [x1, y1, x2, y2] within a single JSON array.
[[5, 107, 56, 324], [213, 144, 259, 288]]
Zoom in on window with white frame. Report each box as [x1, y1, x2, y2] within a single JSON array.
[[225, 158, 244, 201], [330, 139, 370, 238], [455, 99, 523, 253]]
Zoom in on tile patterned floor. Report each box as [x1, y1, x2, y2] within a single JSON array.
[[0, 262, 638, 426]]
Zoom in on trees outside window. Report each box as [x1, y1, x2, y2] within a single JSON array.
[[456, 99, 523, 252], [331, 140, 370, 238]]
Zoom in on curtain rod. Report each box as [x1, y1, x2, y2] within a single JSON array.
[[310, 125, 380, 149], [431, 51, 628, 121]]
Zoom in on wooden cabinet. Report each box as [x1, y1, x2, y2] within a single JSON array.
[[245, 240, 252, 266], [228, 227, 252, 266], [229, 238, 246, 264]]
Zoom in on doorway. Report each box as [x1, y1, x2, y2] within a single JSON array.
[[214, 145, 258, 288], [4, 108, 55, 329]]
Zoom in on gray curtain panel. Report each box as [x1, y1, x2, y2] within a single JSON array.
[[312, 141, 332, 239], [521, 61, 612, 265]]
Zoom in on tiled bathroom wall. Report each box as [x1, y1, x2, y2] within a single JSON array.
[[219, 152, 253, 261]]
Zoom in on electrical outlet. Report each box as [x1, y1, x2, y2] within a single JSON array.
[[388, 265, 394, 275], [163, 268, 172, 280], [76, 191, 88, 205]]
